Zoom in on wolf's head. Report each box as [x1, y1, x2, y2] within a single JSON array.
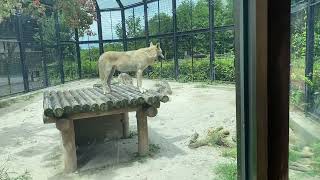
[[150, 42, 164, 59]]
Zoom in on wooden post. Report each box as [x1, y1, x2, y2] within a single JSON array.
[[122, 112, 129, 138], [136, 107, 148, 156], [56, 119, 77, 173]]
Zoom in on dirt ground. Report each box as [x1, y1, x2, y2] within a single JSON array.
[[0, 79, 236, 180]]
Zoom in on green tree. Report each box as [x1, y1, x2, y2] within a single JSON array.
[[115, 15, 144, 38], [149, 12, 172, 34]]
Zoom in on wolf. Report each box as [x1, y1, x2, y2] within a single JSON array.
[[98, 42, 164, 94]]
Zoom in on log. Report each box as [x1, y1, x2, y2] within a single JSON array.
[[147, 90, 169, 103], [121, 84, 164, 103], [109, 91, 129, 107], [83, 88, 108, 111], [57, 91, 72, 114], [69, 90, 90, 112], [136, 107, 149, 156], [88, 88, 113, 108], [94, 87, 124, 108], [111, 89, 137, 106], [43, 91, 54, 117], [145, 106, 158, 117], [51, 91, 64, 117], [117, 84, 154, 105], [56, 119, 77, 173], [122, 112, 129, 138], [153, 101, 161, 108], [76, 89, 100, 112], [113, 85, 145, 104], [63, 91, 81, 113]]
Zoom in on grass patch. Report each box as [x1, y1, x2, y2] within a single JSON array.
[[222, 148, 237, 159], [194, 84, 210, 88], [127, 130, 138, 138], [289, 148, 301, 163], [311, 142, 320, 174], [131, 144, 161, 163], [214, 161, 237, 180], [0, 92, 40, 109], [0, 163, 32, 180]]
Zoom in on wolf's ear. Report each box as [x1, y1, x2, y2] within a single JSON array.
[[150, 42, 154, 47], [156, 43, 160, 49]]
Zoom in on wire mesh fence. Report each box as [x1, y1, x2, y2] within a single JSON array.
[[0, 0, 319, 119]]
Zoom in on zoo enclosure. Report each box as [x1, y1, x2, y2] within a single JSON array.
[[0, 0, 319, 119]]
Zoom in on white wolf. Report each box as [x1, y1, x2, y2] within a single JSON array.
[[98, 42, 164, 94]]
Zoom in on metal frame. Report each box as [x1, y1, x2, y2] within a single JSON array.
[[235, 0, 290, 179], [305, 0, 315, 112], [2, 0, 318, 126], [54, 9, 64, 84], [15, 11, 29, 92]]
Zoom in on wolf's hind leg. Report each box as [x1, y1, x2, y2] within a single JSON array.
[[107, 67, 116, 92], [100, 65, 113, 94]]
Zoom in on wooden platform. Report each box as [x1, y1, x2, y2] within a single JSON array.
[[42, 83, 169, 173]]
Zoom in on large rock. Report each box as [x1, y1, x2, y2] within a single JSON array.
[[153, 80, 172, 95], [118, 73, 133, 85]]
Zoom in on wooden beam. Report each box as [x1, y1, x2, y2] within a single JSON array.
[[122, 112, 129, 138], [136, 107, 149, 156], [44, 107, 139, 123], [56, 119, 77, 173]]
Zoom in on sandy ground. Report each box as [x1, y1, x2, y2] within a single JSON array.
[[0, 79, 236, 180]]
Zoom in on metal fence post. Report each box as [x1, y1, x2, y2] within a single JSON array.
[[75, 28, 82, 79], [116, 0, 127, 51], [172, 0, 178, 79], [144, 0, 150, 47], [209, 0, 216, 81], [144, 0, 151, 76], [96, 3, 104, 55], [15, 12, 29, 92], [39, 25, 49, 87], [305, 0, 315, 112], [54, 10, 64, 84]]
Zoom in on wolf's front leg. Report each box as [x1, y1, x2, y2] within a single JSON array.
[[136, 69, 146, 93]]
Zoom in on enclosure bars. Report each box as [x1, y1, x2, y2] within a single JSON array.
[[190, 0, 194, 82], [15, 11, 29, 92], [144, 0, 150, 47], [39, 25, 49, 87], [172, 0, 179, 79], [209, 0, 216, 81], [96, 1, 104, 55], [305, 0, 315, 112], [144, 0, 151, 77], [75, 29, 82, 79], [117, 0, 128, 51], [157, 0, 163, 79], [54, 10, 65, 84]]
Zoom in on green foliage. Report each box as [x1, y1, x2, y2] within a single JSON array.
[[214, 161, 237, 180], [290, 58, 320, 113], [0, 161, 32, 180], [149, 56, 235, 82], [289, 148, 301, 164], [81, 60, 98, 78], [113, 0, 234, 58], [222, 148, 237, 159], [311, 142, 320, 173]]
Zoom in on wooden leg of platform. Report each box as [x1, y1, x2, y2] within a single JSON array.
[[136, 107, 149, 156], [122, 112, 129, 138], [56, 119, 77, 173]]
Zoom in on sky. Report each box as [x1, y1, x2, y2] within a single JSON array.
[[79, 0, 175, 44]]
